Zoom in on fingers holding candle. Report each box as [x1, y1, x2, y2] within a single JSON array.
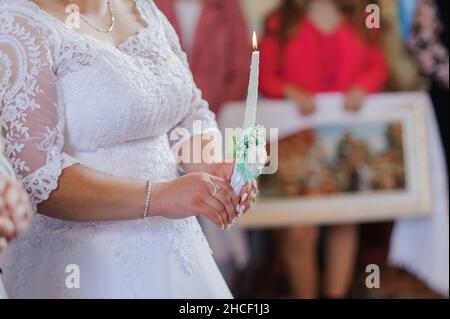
[[237, 179, 258, 218]]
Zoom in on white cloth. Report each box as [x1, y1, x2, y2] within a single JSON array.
[[389, 97, 449, 297], [0, 0, 231, 299], [0, 280, 7, 299], [174, 0, 203, 55]]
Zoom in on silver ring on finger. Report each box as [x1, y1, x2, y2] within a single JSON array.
[[212, 183, 221, 198]]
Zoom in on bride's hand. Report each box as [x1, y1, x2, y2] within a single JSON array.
[[237, 179, 258, 218], [205, 163, 259, 218], [151, 173, 239, 229]]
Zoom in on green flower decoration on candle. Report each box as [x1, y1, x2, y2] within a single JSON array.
[[234, 125, 267, 181]]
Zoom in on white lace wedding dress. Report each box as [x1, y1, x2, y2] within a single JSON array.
[[0, 0, 232, 298]]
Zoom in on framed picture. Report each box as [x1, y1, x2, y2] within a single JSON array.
[[219, 92, 433, 228]]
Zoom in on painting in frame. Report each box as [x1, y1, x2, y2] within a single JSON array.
[[219, 92, 432, 228]]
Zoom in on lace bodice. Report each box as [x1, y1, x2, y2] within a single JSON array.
[[0, 0, 218, 209]]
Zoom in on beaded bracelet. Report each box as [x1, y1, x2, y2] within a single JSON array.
[[143, 181, 152, 219]]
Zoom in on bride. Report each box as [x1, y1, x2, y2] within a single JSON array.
[[0, 0, 257, 298]]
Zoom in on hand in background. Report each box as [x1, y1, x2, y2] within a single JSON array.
[[284, 86, 317, 116], [344, 87, 367, 112], [0, 172, 32, 252]]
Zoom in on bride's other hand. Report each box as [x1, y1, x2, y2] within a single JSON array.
[[204, 162, 234, 182], [0, 172, 32, 252], [237, 179, 258, 218], [152, 173, 239, 229]]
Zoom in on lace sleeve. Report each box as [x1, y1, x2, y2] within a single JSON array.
[[0, 141, 15, 177], [0, 10, 79, 211], [153, 4, 220, 147]]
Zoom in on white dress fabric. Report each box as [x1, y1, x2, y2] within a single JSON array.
[[0, 0, 232, 299]]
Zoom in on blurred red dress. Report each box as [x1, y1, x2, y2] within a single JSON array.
[[260, 15, 388, 97]]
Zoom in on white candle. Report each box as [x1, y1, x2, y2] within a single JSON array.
[[243, 31, 260, 129]]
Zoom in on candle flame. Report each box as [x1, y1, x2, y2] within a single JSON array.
[[252, 31, 258, 51]]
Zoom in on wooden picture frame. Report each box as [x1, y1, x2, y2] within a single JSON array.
[[219, 92, 432, 228]]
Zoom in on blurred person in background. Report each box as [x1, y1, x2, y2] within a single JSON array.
[[155, 0, 251, 114], [259, 0, 388, 298], [155, 0, 252, 283], [401, 0, 449, 172]]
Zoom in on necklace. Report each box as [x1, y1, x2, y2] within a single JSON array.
[[78, 0, 116, 33]]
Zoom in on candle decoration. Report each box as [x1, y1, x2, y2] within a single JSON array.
[[230, 31, 267, 211]]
